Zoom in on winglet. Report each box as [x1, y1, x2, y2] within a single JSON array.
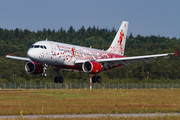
[[174, 51, 178, 57], [7, 53, 11, 56]]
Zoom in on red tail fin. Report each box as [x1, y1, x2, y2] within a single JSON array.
[[174, 51, 178, 57]]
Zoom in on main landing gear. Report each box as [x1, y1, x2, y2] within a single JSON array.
[[41, 64, 63, 83], [92, 75, 101, 83], [54, 76, 63, 83], [54, 69, 64, 83]]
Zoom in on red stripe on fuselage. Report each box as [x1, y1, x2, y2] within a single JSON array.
[[53, 64, 124, 72]]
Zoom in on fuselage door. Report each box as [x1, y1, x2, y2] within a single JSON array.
[[49, 43, 56, 56]]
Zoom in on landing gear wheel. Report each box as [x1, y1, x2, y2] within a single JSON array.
[[58, 76, 63, 83], [92, 75, 102, 83], [54, 76, 58, 83], [92, 76, 96, 83], [54, 76, 64, 83], [96, 76, 101, 83], [41, 73, 47, 77]]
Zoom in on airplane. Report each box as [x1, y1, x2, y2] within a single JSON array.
[[6, 21, 178, 83]]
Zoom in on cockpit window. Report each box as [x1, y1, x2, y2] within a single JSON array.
[[44, 46, 47, 49], [34, 45, 40, 48], [31, 45, 47, 49]]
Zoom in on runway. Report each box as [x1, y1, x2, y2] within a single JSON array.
[[0, 113, 180, 119]]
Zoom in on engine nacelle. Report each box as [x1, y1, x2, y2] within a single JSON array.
[[25, 62, 43, 74], [82, 61, 102, 74]]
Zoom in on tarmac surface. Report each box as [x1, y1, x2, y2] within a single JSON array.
[[0, 113, 180, 119]]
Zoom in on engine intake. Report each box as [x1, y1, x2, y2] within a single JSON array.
[[82, 61, 102, 74], [25, 62, 43, 74]]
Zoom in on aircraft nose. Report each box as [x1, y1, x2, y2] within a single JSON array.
[[27, 49, 34, 59]]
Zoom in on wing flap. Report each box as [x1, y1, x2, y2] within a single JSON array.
[[75, 53, 173, 65], [98, 53, 168, 63]]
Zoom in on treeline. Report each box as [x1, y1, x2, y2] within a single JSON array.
[[0, 26, 180, 83]]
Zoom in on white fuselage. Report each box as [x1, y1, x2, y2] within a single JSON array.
[[27, 41, 124, 67]]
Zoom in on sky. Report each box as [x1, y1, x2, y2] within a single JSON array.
[[0, 0, 180, 38]]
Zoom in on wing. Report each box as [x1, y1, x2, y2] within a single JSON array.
[[75, 52, 177, 66], [6, 54, 31, 62]]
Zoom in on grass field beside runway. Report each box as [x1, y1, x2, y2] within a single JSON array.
[[0, 89, 180, 115], [1, 116, 180, 120]]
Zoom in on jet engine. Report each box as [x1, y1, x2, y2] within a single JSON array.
[[25, 62, 43, 74], [82, 61, 102, 74]]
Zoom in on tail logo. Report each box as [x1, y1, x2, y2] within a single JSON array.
[[118, 30, 126, 54], [107, 21, 128, 55]]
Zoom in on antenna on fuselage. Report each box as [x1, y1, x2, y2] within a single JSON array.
[[46, 38, 48, 41]]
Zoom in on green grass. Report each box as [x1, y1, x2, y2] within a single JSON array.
[[0, 89, 180, 115], [1, 115, 180, 120]]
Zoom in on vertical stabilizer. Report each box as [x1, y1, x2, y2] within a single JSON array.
[[107, 21, 129, 55]]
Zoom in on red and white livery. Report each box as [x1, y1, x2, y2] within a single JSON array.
[[6, 21, 177, 83]]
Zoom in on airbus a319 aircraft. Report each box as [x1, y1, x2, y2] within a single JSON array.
[[6, 21, 178, 83]]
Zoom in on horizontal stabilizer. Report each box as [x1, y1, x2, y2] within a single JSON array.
[[174, 51, 178, 57]]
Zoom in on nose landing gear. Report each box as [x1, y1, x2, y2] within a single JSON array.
[[41, 64, 48, 77]]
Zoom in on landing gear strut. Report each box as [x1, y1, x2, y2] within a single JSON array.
[[41, 64, 48, 77], [54, 69, 64, 83], [92, 75, 101, 83]]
